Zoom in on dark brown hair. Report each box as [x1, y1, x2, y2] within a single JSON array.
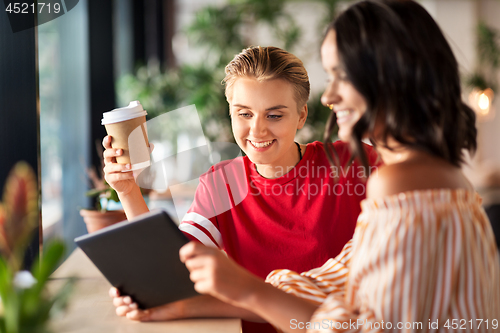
[[323, 0, 477, 170]]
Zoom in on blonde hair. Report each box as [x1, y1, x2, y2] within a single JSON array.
[[223, 46, 310, 109]]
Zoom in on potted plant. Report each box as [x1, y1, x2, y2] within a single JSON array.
[[465, 21, 499, 121], [79, 145, 127, 233], [0, 161, 74, 333]]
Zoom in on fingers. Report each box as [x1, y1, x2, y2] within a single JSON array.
[[104, 161, 132, 174], [179, 242, 214, 263], [103, 147, 122, 162], [116, 305, 132, 317], [116, 303, 142, 319], [112, 295, 146, 320], [102, 135, 113, 149], [180, 244, 222, 296], [126, 308, 151, 321], [113, 296, 133, 307], [102, 136, 126, 167], [109, 287, 120, 298], [192, 280, 212, 295], [102, 136, 121, 167], [179, 242, 196, 263], [188, 266, 207, 285], [104, 169, 134, 186], [184, 256, 207, 271]]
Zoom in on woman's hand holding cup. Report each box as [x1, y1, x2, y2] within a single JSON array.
[[103, 135, 138, 196]]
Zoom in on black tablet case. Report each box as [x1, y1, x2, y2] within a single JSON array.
[[74, 210, 199, 309]]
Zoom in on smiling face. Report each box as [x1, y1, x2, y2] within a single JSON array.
[[229, 77, 307, 175], [321, 30, 367, 142]]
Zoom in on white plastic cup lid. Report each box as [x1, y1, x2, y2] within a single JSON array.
[[101, 101, 148, 125]]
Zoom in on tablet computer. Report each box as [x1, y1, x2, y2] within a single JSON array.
[[74, 210, 199, 309]]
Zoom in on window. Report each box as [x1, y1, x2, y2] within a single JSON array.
[[39, 1, 90, 253]]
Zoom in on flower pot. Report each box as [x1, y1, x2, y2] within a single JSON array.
[[79, 209, 127, 233]]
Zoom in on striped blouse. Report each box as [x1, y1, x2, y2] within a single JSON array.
[[266, 189, 500, 332]]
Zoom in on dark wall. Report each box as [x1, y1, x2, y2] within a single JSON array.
[[132, 0, 176, 68], [89, 0, 116, 170], [0, 8, 40, 267]]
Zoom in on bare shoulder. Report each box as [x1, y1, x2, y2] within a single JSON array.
[[367, 162, 473, 200], [366, 164, 407, 200]]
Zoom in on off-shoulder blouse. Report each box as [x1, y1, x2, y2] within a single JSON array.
[[267, 189, 500, 333]]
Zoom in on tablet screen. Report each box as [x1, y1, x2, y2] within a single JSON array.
[[75, 210, 199, 309]]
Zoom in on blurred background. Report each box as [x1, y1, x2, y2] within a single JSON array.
[[1, 0, 499, 257]]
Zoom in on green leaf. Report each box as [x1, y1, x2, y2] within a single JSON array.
[[477, 21, 500, 69], [108, 189, 119, 203], [0, 256, 13, 298], [31, 240, 65, 289], [85, 188, 109, 198], [465, 73, 496, 92], [9, 240, 66, 332]]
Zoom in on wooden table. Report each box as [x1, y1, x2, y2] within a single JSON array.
[[48, 248, 241, 333]]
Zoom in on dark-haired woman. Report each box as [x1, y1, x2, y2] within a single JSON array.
[[178, 1, 500, 332]]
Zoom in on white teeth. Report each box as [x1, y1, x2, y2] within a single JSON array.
[[336, 110, 352, 118], [250, 140, 274, 148]]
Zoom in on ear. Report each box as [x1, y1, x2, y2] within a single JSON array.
[[297, 104, 308, 130]]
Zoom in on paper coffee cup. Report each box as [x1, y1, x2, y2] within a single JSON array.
[[102, 101, 150, 171]]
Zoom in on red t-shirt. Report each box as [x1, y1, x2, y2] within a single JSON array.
[[179, 141, 379, 332]]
